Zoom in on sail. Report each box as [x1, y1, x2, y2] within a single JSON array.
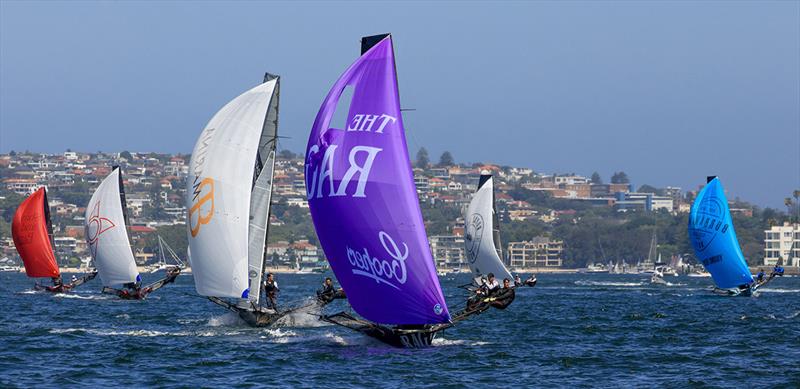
[[304, 34, 450, 325], [247, 76, 279, 305], [688, 177, 753, 289], [12, 187, 60, 278], [187, 79, 278, 299], [85, 168, 139, 287], [465, 175, 513, 280]]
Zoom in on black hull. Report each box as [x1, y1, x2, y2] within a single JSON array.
[[34, 284, 71, 293], [100, 267, 180, 300], [237, 309, 283, 327], [208, 296, 321, 328], [322, 312, 445, 348]]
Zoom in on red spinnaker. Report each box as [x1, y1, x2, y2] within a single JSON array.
[[12, 188, 60, 278]]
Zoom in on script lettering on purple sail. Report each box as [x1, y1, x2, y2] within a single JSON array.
[[345, 231, 408, 290]]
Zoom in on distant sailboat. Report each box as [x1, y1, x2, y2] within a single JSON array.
[[463, 173, 519, 310], [146, 235, 186, 274], [306, 34, 476, 347], [688, 176, 775, 296], [86, 167, 180, 299], [12, 187, 97, 292], [187, 73, 319, 326]]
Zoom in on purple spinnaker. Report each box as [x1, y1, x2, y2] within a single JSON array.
[[304, 35, 451, 325]]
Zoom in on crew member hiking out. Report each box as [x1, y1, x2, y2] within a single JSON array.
[[316, 277, 346, 304], [263, 273, 279, 310]]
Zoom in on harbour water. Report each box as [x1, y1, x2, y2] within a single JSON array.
[[1, 272, 798, 387]]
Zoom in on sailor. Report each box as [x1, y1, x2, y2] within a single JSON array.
[[490, 278, 516, 309], [317, 277, 339, 303], [71, 275, 78, 284], [263, 273, 279, 309], [772, 264, 785, 277], [525, 274, 537, 287], [756, 269, 765, 284], [52, 276, 63, 287], [485, 273, 500, 295], [514, 275, 522, 287]]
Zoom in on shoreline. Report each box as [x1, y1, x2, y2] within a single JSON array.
[[6, 266, 798, 276]]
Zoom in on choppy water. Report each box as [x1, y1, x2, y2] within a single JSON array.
[[1, 272, 798, 387]]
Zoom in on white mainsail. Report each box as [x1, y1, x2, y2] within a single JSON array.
[[464, 175, 514, 281], [85, 167, 140, 287], [187, 78, 278, 300]]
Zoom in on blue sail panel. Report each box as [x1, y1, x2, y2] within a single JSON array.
[[688, 178, 753, 289]]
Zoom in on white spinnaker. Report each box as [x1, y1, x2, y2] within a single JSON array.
[[464, 176, 514, 281], [187, 80, 276, 298], [85, 168, 140, 287]]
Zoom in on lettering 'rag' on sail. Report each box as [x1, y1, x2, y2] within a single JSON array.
[[85, 168, 140, 287], [12, 187, 60, 278], [465, 175, 514, 281], [305, 35, 451, 325], [688, 177, 753, 289], [187, 79, 278, 300]]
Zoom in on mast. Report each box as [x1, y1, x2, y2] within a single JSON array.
[[246, 73, 280, 307]]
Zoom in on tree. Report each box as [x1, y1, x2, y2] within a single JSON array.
[[638, 184, 659, 194], [590, 172, 603, 184], [415, 147, 430, 168], [611, 171, 630, 184], [437, 151, 454, 167], [279, 149, 296, 160], [9, 150, 16, 156], [120, 150, 133, 161]]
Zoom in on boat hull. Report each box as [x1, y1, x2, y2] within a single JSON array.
[[322, 312, 444, 348]]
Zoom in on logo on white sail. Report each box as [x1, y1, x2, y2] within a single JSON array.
[[345, 231, 408, 290], [464, 214, 484, 264], [86, 200, 116, 258]]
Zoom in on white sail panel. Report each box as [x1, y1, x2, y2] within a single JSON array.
[[187, 81, 276, 298], [464, 176, 514, 281], [247, 149, 276, 304], [85, 168, 139, 287]]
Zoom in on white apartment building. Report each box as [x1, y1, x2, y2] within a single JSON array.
[[764, 222, 799, 267]]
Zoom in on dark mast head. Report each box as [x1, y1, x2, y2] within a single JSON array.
[[361, 33, 391, 54], [706, 175, 717, 183], [264, 72, 279, 83]]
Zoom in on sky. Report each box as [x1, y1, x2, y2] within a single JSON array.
[[1, 1, 798, 208]]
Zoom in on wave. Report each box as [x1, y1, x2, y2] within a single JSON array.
[[50, 328, 173, 337], [575, 281, 644, 287], [432, 338, 491, 347], [757, 288, 800, 294], [207, 312, 245, 327], [53, 293, 106, 300], [264, 330, 362, 346]]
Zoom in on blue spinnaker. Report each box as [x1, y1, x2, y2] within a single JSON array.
[[688, 177, 753, 289]]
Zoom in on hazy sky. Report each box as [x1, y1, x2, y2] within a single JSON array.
[[1, 1, 798, 208]]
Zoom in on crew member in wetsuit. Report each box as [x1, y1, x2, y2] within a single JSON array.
[[316, 277, 345, 304], [484, 273, 500, 296], [514, 275, 522, 287], [490, 278, 516, 309], [756, 269, 765, 284], [263, 273, 279, 309], [770, 264, 785, 280], [525, 274, 537, 287]]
